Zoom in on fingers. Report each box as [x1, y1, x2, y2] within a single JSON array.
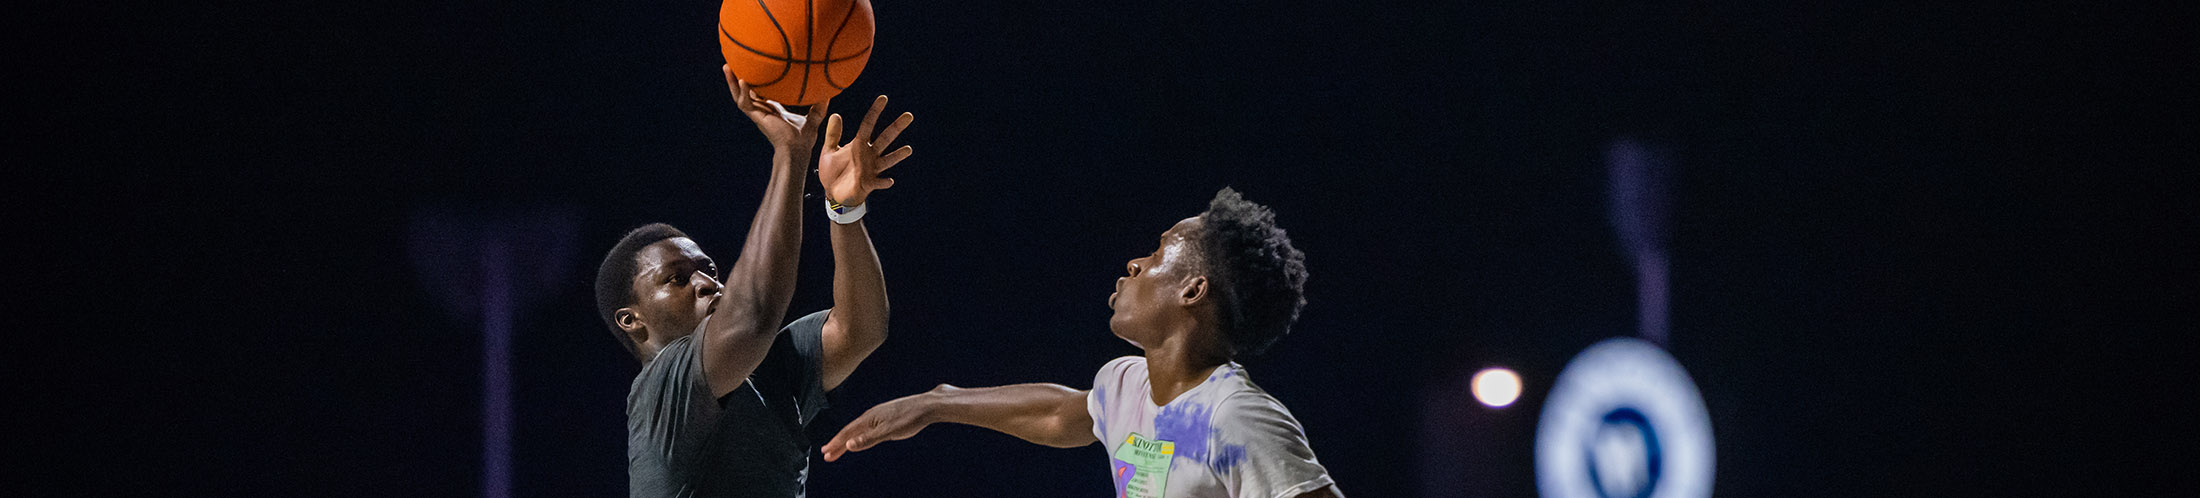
[[803, 97, 833, 131], [821, 423, 874, 462], [878, 145, 913, 171], [844, 428, 883, 452], [866, 177, 896, 192], [733, 85, 756, 111], [822, 419, 860, 455], [873, 112, 914, 150], [727, 68, 773, 116], [821, 114, 843, 153], [855, 95, 888, 144], [725, 65, 745, 103], [821, 434, 849, 461]]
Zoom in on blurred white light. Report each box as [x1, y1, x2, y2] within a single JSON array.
[[1472, 367, 1522, 407]]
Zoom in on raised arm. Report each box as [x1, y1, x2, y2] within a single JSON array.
[[814, 96, 914, 391], [820, 383, 1098, 462], [699, 66, 832, 398]]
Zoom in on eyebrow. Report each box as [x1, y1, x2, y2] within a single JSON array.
[[646, 257, 708, 282]]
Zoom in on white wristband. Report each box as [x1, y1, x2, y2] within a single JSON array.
[[825, 198, 867, 224]]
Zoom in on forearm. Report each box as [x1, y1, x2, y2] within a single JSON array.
[[816, 218, 888, 390], [920, 384, 1096, 448], [829, 220, 887, 331], [716, 147, 811, 334]]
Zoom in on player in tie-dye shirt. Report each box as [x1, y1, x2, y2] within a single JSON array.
[[821, 188, 1341, 498]]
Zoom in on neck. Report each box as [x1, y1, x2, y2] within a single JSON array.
[[1140, 321, 1230, 406]]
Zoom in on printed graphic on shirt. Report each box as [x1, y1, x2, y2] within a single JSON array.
[[1111, 457, 1137, 497], [1111, 432, 1176, 498]]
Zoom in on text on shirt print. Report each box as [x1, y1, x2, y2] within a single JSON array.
[[1113, 433, 1176, 498]]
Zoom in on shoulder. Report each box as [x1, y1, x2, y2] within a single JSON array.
[[642, 334, 703, 374], [1088, 356, 1148, 417], [1102, 355, 1146, 373], [1093, 355, 1146, 386], [1218, 392, 1296, 420], [628, 335, 708, 412], [1210, 373, 1307, 434]]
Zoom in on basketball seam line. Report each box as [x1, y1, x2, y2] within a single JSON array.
[[756, 0, 795, 89], [721, 23, 791, 86], [823, 1, 859, 90], [721, 26, 872, 65], [796, 0, 814, 103]]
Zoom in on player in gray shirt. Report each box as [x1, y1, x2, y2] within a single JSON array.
[[820, 188, 1343, 498], [593, 68, 915, 498]]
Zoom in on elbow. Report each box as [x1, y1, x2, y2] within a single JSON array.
[[1037, 430, 1096, 448], [842, 306, 891, 344], [826, 307, 890, 352], [1027, 418, 1086, 448], [858, 304, 888, 337], [1039, 436, 1093, 449], [863, 324, 890, 355], [1036, 406, 1096, 448]]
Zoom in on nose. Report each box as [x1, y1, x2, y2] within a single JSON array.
[[1125, 260, 1143, 277], [696, 272, 722, 296]]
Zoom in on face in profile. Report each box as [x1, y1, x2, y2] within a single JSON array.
[[624, 237, 722, 346], [1108, 217, 1204, 346]]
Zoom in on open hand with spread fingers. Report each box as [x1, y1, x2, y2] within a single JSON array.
[[818, 95, 913, 207]]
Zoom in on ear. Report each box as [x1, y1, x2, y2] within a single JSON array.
[[1177, 276, 1209, 307], [615, 308, 649, 345]]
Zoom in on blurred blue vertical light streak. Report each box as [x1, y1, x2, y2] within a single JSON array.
[[1607, 138, 1672, 345], [481, 240, 512, 498]]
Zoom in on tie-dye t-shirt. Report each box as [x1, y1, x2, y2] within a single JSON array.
[[1086, 356, 1333, 498]]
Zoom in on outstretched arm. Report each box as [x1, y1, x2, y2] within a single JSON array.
[[821, 383, 1097, 462], [814, 96, 914, 391], [700, 66, 833, 399]]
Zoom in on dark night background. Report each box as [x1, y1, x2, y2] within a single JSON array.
[[15, 0, 2193, 496]]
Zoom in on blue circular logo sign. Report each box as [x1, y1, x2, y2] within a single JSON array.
[[1537, 338, 1712, 498]]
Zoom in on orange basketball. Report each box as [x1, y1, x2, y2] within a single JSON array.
[[718, 0, 874, 105]]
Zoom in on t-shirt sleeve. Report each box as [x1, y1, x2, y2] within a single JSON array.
[[777, 309, 831, 425], [1087, 356, 1143, 443], [1212, 392, 1334, 498], [627, 331, 720, 465]]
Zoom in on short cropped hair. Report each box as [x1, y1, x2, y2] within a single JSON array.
[[1194, 188, 1309, 357], [594, 223, 689, 355]]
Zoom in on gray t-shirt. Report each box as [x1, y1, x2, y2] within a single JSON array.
[[1087, 356, 1334, 498], [628, 310, 831, 498]]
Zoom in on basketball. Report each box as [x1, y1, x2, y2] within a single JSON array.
[[718, 0, 874, 105]]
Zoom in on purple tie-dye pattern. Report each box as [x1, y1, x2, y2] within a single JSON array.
[[1154, 402, 1215, 464], [1093, 385, 1109, 438], [1111, 458, 1137, 497], [1213, 443, 1248, 474]]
